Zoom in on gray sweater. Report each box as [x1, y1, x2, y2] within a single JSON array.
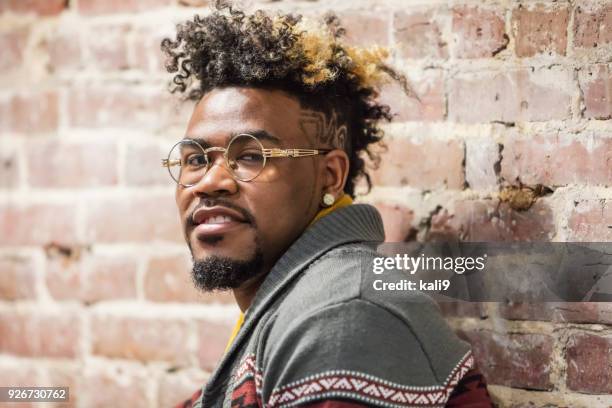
[[195, 204, 473, 408]]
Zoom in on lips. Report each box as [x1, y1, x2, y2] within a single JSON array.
[[191, 206, 249, 238]]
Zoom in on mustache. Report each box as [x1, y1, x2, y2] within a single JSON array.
[[187, 198, 256, 228]]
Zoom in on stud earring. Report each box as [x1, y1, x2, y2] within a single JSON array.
[[322, 193, 335, 207]]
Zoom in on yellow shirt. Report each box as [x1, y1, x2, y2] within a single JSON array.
[[223, 194, 353, 352]]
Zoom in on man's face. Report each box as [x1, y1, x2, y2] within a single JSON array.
[[175, 87, 327, 290]]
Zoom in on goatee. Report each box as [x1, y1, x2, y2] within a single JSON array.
[[191, 251, 264, 292]]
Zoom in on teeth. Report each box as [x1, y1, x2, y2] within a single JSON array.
[[204, 215, 232, 224]]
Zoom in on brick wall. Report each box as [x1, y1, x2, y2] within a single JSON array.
[[0, 0, 610, 407]]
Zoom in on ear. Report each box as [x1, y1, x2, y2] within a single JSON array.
[[320, 149, 350, 199]]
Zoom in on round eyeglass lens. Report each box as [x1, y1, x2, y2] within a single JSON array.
[[226, 134, 266, 181], [167, 139, 208, 187]]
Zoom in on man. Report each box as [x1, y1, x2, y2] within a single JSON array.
[[161, 2, 493, 407]]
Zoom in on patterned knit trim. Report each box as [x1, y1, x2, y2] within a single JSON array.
[[233, 350, 474, 408]]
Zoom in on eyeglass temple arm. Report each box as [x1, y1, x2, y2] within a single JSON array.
[[262, 148, 332, 158], [161, 158, 181, 168]]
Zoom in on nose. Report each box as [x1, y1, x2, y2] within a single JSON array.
[[189, 152, 238, 198]]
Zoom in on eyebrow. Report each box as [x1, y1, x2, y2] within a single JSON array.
[[183, 129, 282, 147]]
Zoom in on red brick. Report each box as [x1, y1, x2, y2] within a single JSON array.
[[87, 24, 130, 71], [0, 202, 79, 246], [26, 141, 118, 188], [144, 254, 234, 304], [158, 369, 208, 407], [448, 68, 573, 123], [452, 6, 507, 58], [372, 202, 416, 242], [498, 302, 555, 321], [83, 194, 183, 243], [0, 141, 20, 188], [460, 330, 553, 390], [0, 0, 66, 16], [379, 71, 445, 122], [566, 333, 612, 393], [44, 364, 79, 408], [46, 250, 138, 303], [501, 133, 612, 186], [438, 301, 487, 319], [0, 309, 80, 358], [393, 10, 448, 59], [0, 363, 41, 387], [129, 26, 171, 73], [0, 27, 29, 73], [78, 0, 171, 15], [79, 363, 150, 408], [579, 64, 612, 119], [0, 255, 36, 300], [573, 4, 612, 48], [91, 315, 193, 364], [341, 12, 389, 46], [427, 199, 555, 242], [126, 142, 171, 186], [67, 86, 189, 130], [568, 200, 612, 241], [0, 91, 59, 134], [47, 28, 82, 73], [512, 4, 569, 57], [465, 137, 500, 190], [370, 136, 464, 189], [197, 319, 234, 370]]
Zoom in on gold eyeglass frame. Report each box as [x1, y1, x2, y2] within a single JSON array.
[[161, 133, 333, 186]]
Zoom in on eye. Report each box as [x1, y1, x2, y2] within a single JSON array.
[[185, 154, 207, 167], [236, 151, 264, 163]]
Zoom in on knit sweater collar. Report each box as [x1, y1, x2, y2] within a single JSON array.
[[205, 204, 385, 395]]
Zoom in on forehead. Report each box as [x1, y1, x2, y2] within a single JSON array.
[[185, 87, 305, 145]]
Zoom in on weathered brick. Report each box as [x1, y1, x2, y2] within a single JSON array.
[[393, 10, 448, 59], [0, 255, 37, 300], [573, 4, 612, 49], [46, 28, 82, 73], [91, 315, 192, 364], [465, 137, 500, 190], [378, 71, 445, 122], [79, 363, 150, 408], [501, 133, 612, 186], [341, 12, 389, 46], [427, 199, 555, 242], [579, 64, 612, 119], [452, 6, 507, 58], [158, 369, 208, 408], [449, 67, 573, 123], [438, 301, 487, 319], [130, 26, 171, 73], [460, 330, 553, 390], [87, 24, 130, 71], [566, 333, 612, 393], [78, 0, 171, 15], [0, 91, 59, 134], [126, 142, 170, 186], [0, 309, 80, 358], [0, 0, 67, 16], [26, 140, 118, 188], [512, 4, 569, 57], [144, 254, 234, 304], [67, 86, 191, 130], [372, 202, 416, 242], [46, 250, 138, 303], [0, 27, 29, 73], [0, 141, 20, 189], [369, 136, 464, 189], [197, 319, 235, 370], [83, 194, 183, 243], [568, 200, 612, 241], [0, 202, 79, 246]]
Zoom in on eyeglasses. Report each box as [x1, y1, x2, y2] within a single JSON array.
[[162, 133, 332, 187]]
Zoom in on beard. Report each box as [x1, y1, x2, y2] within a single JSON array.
[[191, 249, 264, 292]]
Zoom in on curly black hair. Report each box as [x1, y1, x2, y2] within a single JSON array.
[[161, 0, 413, 197]]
